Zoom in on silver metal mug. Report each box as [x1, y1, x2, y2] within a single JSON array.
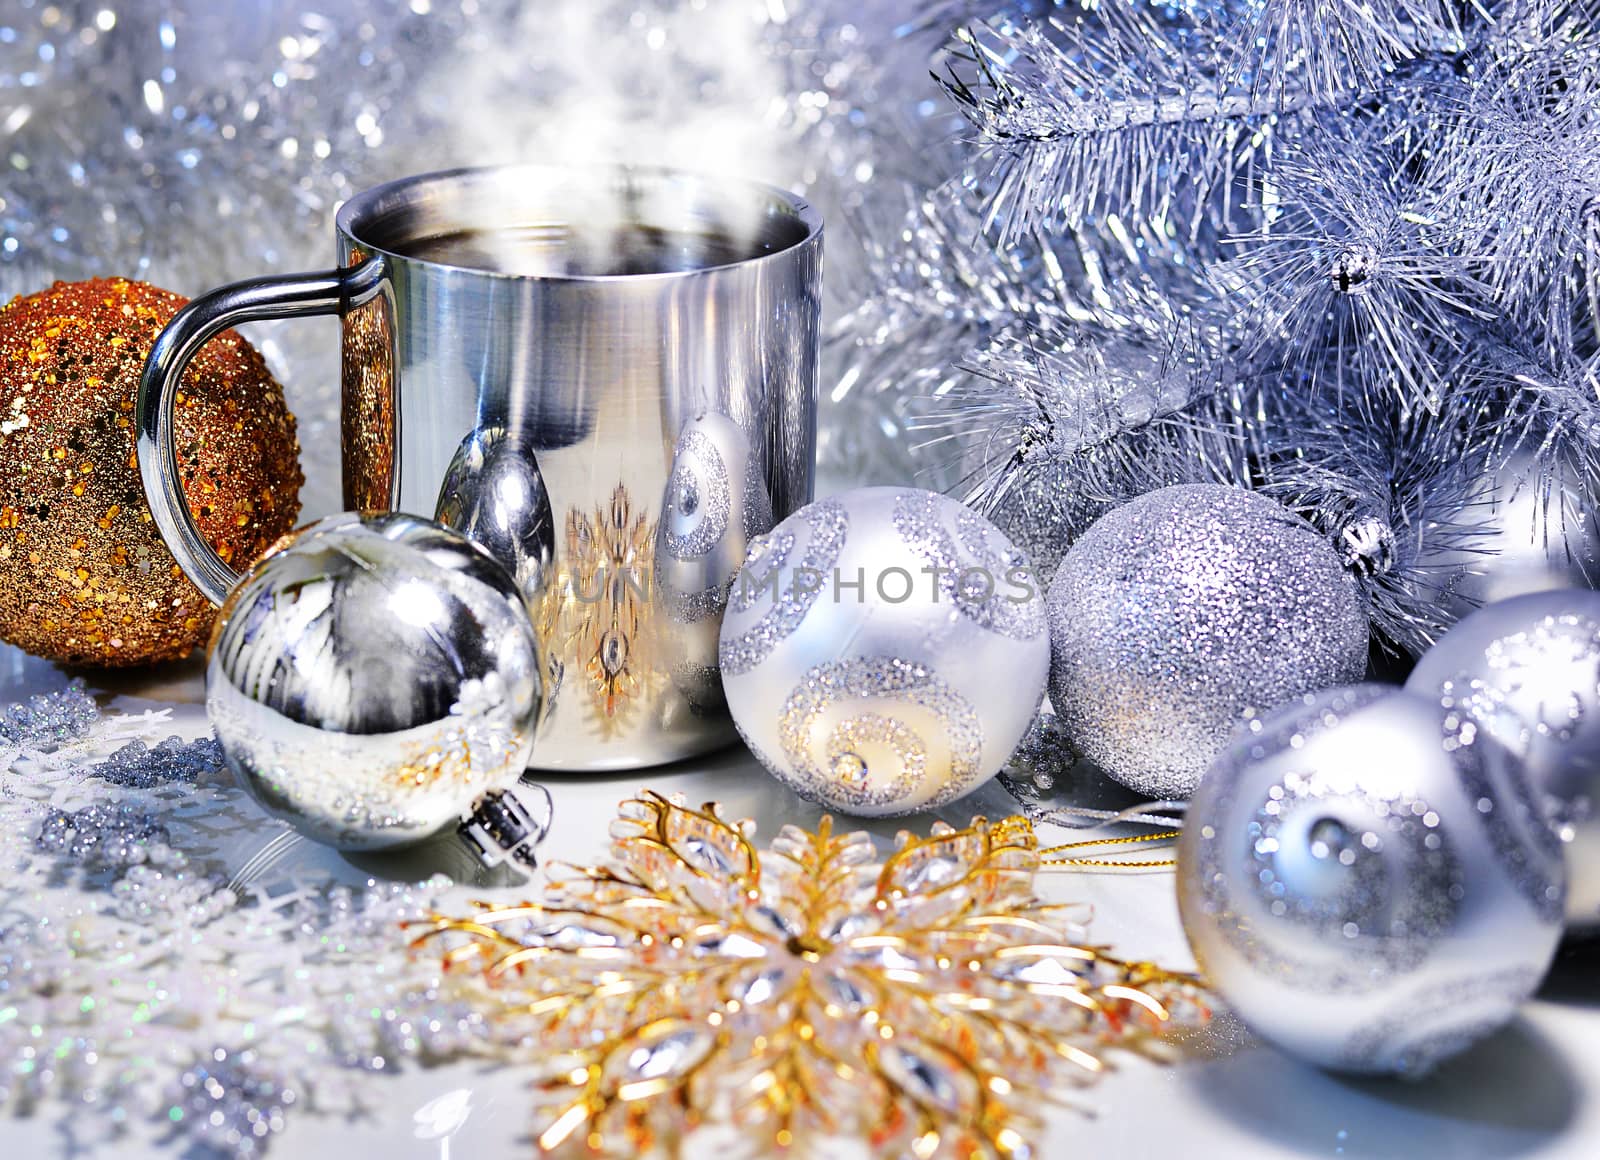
[[137, 164, 822, 770]]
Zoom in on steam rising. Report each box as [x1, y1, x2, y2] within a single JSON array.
[[421, 1, 803, 270]]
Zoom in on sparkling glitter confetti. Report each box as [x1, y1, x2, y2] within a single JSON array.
[[0, 683, 451, 1155], [0, 676, 98, 749], [170, 1048, 296, 1157], [89, 734, 226, 789], [35, 801, 175, 870]]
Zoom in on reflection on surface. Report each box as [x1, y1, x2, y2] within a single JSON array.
[[1185, 1018, 1577, 1158], [339, 249, 396, 513], [330, 168, 820, 771], [535, 483, 662, 740], [413, 1087, 476, 1143], [653, 413, 774, 714]]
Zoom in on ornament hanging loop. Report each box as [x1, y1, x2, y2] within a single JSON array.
[[460, 775, 555, 873], [136, 259, 386, 606]]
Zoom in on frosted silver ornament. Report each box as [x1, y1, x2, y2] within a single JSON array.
[[1046, 484, 1370, 799], [719, 486, 1049, 817], [1178, 685, 1565, 1076], [1407, 589, 1600, 929], [1425, 446, 1600, 619], [206, 513, 547, 860]]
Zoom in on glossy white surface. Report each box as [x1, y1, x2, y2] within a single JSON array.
[[4, 642, 1600, 1158]]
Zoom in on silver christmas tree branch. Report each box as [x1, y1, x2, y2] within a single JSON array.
[[918, 321, 1223, 510], [822, 181, 1066, 488], [939, 4, 1391, 247], [1224, 119, 1496, 410], [1243, 380, 1499, 653], [900, 0, 1600, 643], [1427, 32, 1600, 358], [1219, 0, 1466, 100]]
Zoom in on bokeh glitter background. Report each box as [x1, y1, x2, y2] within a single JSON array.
[[0, 0, 962, 514]]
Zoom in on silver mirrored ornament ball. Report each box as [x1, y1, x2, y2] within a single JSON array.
[[1047, 484, 1370, 799], [719, 486, 1050, 817], [1178, 685, 1565, 1076], [1408, 589, 1600, 929], [206, 512, 545, 853]]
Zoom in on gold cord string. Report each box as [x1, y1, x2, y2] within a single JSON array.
[[1038, 828, 1182, 870]]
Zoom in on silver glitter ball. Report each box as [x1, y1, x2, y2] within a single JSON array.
[[1046, 484, 1370, 798], [719, 486, 1049, 816], [1408, 589, 1600, 929], [206, 513, 544, 851], [1178, 685, 1565, 1076]]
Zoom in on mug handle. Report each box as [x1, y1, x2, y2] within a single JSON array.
[[136, 259, 386, 607]]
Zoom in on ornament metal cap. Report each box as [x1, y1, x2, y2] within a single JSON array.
[[459, 777, 554, 872]]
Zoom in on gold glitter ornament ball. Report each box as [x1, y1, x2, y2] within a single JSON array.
[[0, 278, 303, 666]]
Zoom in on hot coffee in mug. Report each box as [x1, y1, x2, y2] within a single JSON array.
[[137, 164, 823, 771]]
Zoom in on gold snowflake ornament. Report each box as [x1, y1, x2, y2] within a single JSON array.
[[411, 793, 1207, 1157]]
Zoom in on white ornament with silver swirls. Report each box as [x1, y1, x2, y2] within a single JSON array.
[[1178, 684, 1565, 1076], [1408, 589, 1600, 930], [1420, 445, 1600, 618], [719, 486, 1049, 816]]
